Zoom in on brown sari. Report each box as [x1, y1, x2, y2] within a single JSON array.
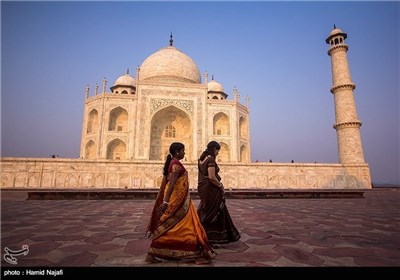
[[197, 156, 241, 244], [147, 159, 213, 260]]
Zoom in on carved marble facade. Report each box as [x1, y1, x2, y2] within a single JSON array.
[[80, 41, 251, 163]]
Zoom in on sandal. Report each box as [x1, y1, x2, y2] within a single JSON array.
[[195, 257, 211, 265], [145, 254, 162, 263]]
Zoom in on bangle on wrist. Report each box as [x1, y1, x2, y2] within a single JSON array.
[[163, 200, 169, 205]]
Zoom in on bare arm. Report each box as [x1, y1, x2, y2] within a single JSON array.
[[163, 171, 179, 203], [208, 166, 223, 190], [157, 166, 180, 215]]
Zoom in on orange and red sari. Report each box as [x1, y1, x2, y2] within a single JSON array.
[[147, 159, 213, 260]]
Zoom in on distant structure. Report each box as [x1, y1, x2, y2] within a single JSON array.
[[80, 34, 251, 163], [326, 26, 366, 163], [0, 27, 372, 190]]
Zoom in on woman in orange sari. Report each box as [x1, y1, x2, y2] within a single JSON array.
[[146, 142, 214, 264]]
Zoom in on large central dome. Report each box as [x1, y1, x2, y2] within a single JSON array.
[[139, 46, 201, 84]]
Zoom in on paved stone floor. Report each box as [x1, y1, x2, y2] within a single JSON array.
[[1, 188, 399, 270]]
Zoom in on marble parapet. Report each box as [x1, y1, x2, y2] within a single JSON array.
[[0, 158, 372, 189]]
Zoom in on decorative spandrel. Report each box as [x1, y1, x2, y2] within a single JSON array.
[[150, 99, 193, 115]]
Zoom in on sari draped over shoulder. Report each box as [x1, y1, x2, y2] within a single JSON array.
[[147, 159, 213, 260], [197, 156, 241, 244]]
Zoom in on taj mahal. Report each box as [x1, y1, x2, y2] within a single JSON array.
[[0, 27, 372, 190], [80, 34, 250, 163]]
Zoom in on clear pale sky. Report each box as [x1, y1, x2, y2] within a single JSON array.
[[1, 1, 399, 185]]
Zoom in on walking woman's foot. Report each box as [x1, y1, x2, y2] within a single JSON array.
[[207, 249, 217, 258], [145, 254, 162, 263], [195, 257, 211, 265]]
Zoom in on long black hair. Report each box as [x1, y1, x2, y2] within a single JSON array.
[[163, 142, 185, 176], [199, 141, 221, 161]]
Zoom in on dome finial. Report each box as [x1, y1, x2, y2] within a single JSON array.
[[334, 24, 336, 29], [212, 74, 214, 80], [169, 32, 173, 46], [127, 68, 129, 74]]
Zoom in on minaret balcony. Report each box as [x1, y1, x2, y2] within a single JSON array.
[[327, 44, 349, 55], [330, 83, 356, 93], [333, 121, 362, 129]]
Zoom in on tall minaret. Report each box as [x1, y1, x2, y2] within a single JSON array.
[[326, 26, 365, 164]]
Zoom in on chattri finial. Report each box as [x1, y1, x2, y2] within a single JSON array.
[[127, 68, 129, 74], [334, 24, 336, 29], [169, 32, 173, 46]]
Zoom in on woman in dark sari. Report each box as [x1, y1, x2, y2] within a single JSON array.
[[146, 142, 214, 265], [197, 141, 241, 244]]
